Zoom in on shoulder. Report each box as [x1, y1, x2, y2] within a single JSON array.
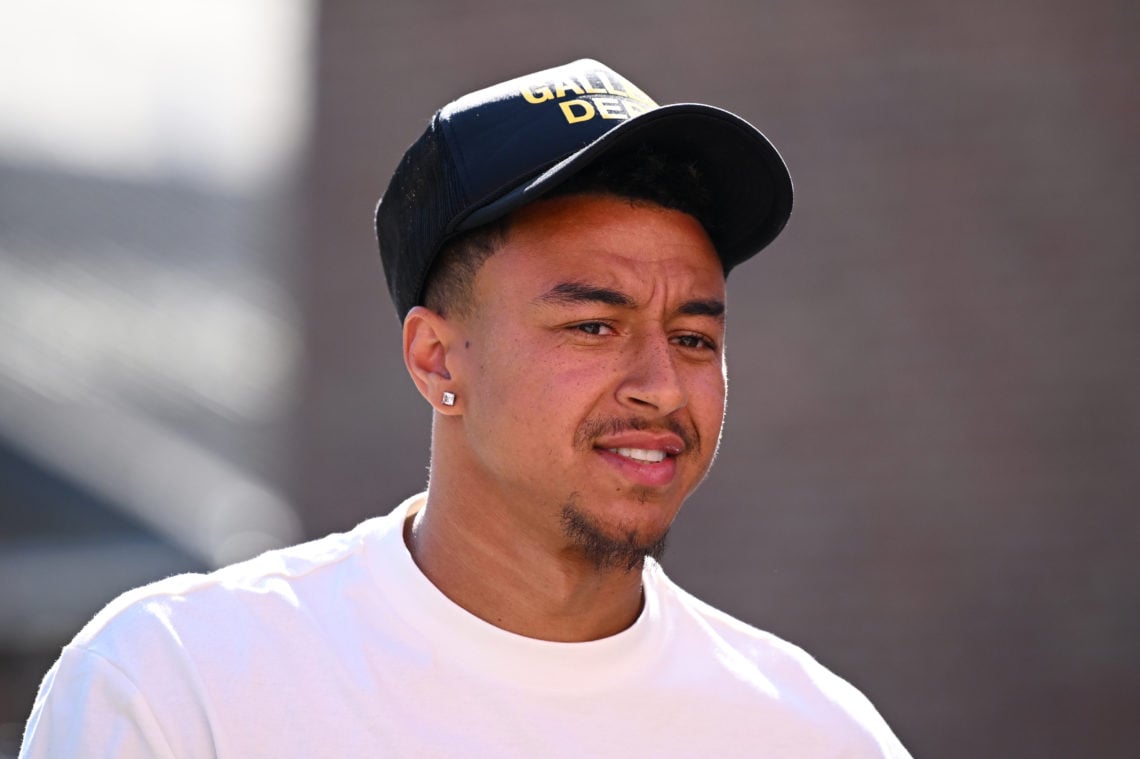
[[644, 559, 817, 667], [21, 505, 414, 757], [644, 561, 912, 757], [72, 509, 400, 657]]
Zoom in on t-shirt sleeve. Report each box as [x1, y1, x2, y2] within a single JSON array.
[[20, 645, 177, 759]]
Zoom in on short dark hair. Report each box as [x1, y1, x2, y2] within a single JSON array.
[[422, 219, 508, 318], [421, 146, 714, 319]]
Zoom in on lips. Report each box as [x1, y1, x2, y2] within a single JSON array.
[[592, 431, 684, 487]]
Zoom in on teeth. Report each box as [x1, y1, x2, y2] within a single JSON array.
[[608, 447, 667, 463]]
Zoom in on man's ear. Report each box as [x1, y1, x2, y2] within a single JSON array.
[[403, 306, 462, 415]]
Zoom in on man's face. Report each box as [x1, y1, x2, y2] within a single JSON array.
[[449, 193, 728, 569]]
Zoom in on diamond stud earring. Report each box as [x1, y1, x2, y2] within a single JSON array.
[[441, 391, 456, 406]]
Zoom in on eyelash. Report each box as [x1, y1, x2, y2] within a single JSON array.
[[570, 322, 717, 352], [574, 321, 612, 336], [674, 334, 717, 351]]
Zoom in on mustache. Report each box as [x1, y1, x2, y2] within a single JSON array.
[[574, 415, 699, 454]]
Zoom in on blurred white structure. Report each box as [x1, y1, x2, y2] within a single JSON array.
[[0, 0, 311, 192], [0, 0, 314, 647]]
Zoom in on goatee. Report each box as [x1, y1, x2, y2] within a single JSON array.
[[560, 500, 669, 572]]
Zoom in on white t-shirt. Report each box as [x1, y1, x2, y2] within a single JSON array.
[[21, 493, 911, 758]]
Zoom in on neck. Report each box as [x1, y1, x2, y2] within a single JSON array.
[[404, 485, 646, 643]]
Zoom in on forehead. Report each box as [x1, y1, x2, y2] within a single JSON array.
[[473, 194, 726, 305]]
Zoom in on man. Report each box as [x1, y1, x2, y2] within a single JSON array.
[[21, 59, 911, 757]]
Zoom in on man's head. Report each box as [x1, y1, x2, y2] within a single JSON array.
[[376, 58, 792, 322], [379, 59, 793, 570]]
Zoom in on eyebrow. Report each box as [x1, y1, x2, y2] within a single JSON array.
[[678, 299, 726, 320], [535, 281, 726, 320], [535, 282, 636, 308]]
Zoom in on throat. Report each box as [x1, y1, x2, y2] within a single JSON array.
[[406, 491, 649, 642]]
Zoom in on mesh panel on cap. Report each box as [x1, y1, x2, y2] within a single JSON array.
[[378, 116, 469, 318]]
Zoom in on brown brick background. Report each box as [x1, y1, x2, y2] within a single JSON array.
[[294, 2, 1139, 757]]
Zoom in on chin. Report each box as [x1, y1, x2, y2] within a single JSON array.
[[560, 498, 671, 572]]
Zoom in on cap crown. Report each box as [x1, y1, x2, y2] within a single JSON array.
[[376, 59, 792, 320]]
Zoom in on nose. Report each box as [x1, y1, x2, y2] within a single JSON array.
[[617, 333, 688, 415]]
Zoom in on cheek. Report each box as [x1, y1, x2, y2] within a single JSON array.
[[692, 369, 728, 424], [473, 342, 592, 437], [691, 357, 727, 397], [520, 341, 620, 398]]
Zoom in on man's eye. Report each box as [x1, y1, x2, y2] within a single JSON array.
[[674, 334, 716, 350], [574, 322, 611, 336]]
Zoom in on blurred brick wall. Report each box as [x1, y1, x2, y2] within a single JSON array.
[[294, 2, 1140, 756]]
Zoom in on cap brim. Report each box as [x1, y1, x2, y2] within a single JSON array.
[[454, 103, 793, 271]]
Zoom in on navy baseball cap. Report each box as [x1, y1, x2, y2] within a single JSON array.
[[376, 58, 793, 320]]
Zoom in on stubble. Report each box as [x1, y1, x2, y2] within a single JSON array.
[[560, 496, 669, 572]]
